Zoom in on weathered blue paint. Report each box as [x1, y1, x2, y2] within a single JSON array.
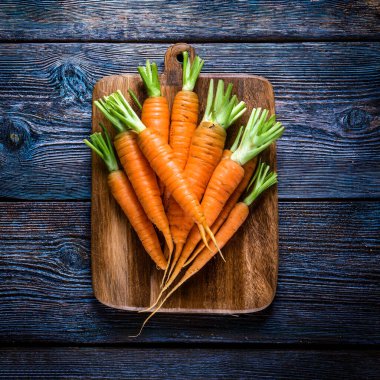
[[0, 43, 379, 200], [0, 201, 378, 344], [0, 1, 379, 41]]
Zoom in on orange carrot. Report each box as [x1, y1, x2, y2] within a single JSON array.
[[94, 90, 219, 252], [187, 157, 258, 262], [184, 161, 278, 270], [164, 110, 283, 287], [138, 60, 170, 195], [114, 130, 173, 254], [169, 51, 204, 170], [95, 95, 173, 254], [83, 128, 167, 270], [171, 157, 244, 275], [138, 60, 170, 144], [165, 79, 247, 280], [212, 159, 258, 234], [181, 108, 284, 268], [138, 162, 278, 331]]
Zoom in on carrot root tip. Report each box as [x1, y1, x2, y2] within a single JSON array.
[[198, 224, 210, 250], [204, 224, 225, 261]]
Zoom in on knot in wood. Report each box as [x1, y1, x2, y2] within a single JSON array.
[[0, 116, 30, 151], [53, 63, 92, 103], [59, 243, 88, 272], [339, 107, 372, 132]]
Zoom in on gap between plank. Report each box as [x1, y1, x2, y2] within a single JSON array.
[[0, 37, 379, 44], [0, 342, 378, 350]]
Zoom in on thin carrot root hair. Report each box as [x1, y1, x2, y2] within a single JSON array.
[[132, 296, 167, 337], [165, 244, 183, 283], [161, 245, 175, 287], [140, 285, 166, 313], [204, 224, 225, 262], [197, 223, 210, 250], [139, 259, 185, 314], [184, 245, 202, 267], [136, 273, 190, 335], [139, 284, 167, 314], [164, 235, 174, 257]]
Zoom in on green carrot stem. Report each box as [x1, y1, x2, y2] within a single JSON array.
[[202, 79, 246, 129], [128, 89, 143, 110], [182, 51, 204, 91], [95, 90, 146, 134], [230, 126, 244, 152], [84, 125, 119, 173], [230, 108, 284, 166], [243, 162, 277, 206], [94, 98, 126, 134], [137, 60, 161, 98]]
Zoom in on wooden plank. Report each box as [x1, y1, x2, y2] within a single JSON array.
[[0, 43, 379, 200], [0, 348, 379, 379], [0, 1, 379, 41], [0, 201, 378, 344], [91, 43, 278, 313]]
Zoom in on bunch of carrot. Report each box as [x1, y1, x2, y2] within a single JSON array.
[[84, 51, 284, 333]]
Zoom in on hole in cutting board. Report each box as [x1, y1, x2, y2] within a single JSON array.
[[176, 53, 184, 63]]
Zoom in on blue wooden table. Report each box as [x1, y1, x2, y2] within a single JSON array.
[[0, 1, 379, 378]]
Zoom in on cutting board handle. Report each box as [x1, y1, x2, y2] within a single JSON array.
[[163, 43, 196, 84]]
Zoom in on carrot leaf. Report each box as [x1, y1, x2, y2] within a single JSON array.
[[84, 128, 119, 173], [96, 90, 146, 134], [182, 51, 204, 91], [128, 89, 143, 110], [243, 162, 277, 206], [137, 60, 161, 98], [230, 126, 244, 152], [231, 108, 284, 165], [202, 79, 246, 129], [94, 98, 126, 133]]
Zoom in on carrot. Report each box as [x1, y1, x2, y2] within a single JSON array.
[[95, 90, 219, 252], [137, 162, 278, 332], [187, 157, 258, 261], [169, 51, 204, 171], [166, 109, 284, 287], [95, 96, 173, 255], [138, 60, 170, 194], [183, 108, 284, 267], [187, 161, 279, 268], [83, 127, 167, 270], [138, 60, 170, 144], [165, 79, 247, 280], [212, 159, 258, 234]]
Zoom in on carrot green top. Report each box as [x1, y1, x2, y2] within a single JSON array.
[[243, 162, 277, 206], [182, 51, 204, 91], [231, 108, 284, 166], [229, 126, 244, 152], [83, 124, 119, 173], [128, 89, 143, 110], [137, 60, 161, 98], [202, 79, 246, 130], [94, 90, 146, 134]]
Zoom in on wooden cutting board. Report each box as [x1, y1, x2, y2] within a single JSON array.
[[91, 43, 278, 313]]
